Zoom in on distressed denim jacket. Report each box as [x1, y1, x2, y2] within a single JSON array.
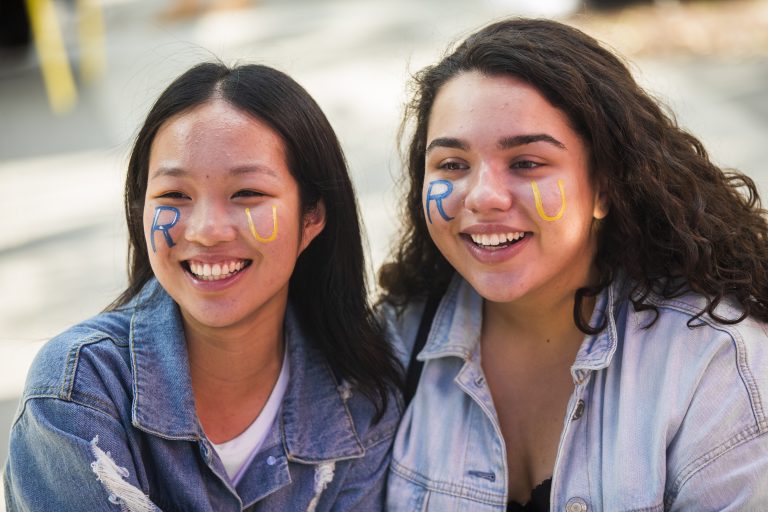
[[382, 274, 768, 511], [4, 279, 400, 511]]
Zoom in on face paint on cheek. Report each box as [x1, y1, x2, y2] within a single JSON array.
[[150, 206, 180, 252], [531, 179, 566, 221], [425, 179, 456, 224], [245, 205, 278, 243]]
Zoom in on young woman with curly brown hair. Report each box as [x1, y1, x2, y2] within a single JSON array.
[[380, 18, 768, 511]]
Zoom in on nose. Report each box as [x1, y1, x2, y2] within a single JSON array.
[[184, 200, 237, 247], [463, 163, 513, 213]]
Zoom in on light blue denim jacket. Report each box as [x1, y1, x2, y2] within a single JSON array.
[[4, 278, 399, 511], [382, 274, 768, 511]]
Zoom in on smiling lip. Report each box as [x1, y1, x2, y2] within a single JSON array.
[[460, 225, 532, 264], [181, 258, 252, 288]]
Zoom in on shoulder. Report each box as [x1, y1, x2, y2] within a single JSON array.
[[622, 291, 768, 399], [613, 291, 768, 484], [20, 306, 134, 418]]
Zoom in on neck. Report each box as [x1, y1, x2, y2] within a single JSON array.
[[482, 270, 598, 355], [182, 297, 288, 442], [485, 294, 589, 348]]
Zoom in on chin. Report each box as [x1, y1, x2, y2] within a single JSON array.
[[462, 272, 530, 304], [183, 306, 246, 330]]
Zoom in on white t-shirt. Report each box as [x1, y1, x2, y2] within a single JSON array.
[[211, 350, 289, 485]]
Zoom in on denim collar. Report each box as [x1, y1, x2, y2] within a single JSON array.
[[419, 273, 629, 383], [280, 307, 365, 462], [419, 275, 483, 361], [129, 279, 364, 460]]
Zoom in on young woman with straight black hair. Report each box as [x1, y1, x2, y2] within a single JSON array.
[[6, 62, 402, 511]]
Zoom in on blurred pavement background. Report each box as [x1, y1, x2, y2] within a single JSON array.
[[1, 0, 767, 504]]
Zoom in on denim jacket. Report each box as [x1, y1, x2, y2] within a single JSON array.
[[382, 274, 768, 511], [4, 278, 400, 511]]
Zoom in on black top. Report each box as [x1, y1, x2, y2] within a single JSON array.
[[507, 478, 551, 512]]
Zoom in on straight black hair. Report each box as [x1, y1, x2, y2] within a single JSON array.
[[112, 62, 401, 417]]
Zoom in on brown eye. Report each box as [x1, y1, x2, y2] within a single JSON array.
[[511, 160, 541, 170], [232, 190, 264, 199], [158, 191, 188, 199], [439, 161, 468, 171]]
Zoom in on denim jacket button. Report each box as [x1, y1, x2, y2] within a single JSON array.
[[266, 455, 277, 466], [565, 497, 588, 512], [571, 399, 585, 420]]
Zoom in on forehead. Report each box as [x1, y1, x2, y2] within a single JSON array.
[[427, 71, 575, 141], [150, 99, 287, 169]]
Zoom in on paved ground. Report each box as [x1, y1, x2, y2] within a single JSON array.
[[0, 0, 766, 504]]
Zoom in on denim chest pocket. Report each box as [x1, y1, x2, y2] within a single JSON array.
[[387, 462, 506, 512]]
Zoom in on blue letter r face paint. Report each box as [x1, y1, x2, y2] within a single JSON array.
[[150, 206, 180, 252], [425, 179, 456, 224]]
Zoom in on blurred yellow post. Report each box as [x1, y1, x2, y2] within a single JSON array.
[[76, 0, 106, 84], [25, 0, 77, 114]]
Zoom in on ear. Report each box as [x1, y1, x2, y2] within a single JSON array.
[[593, 186, 609, 220], [298, 199, 326, 253]]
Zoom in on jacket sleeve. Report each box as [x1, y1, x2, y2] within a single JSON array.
[[4, 397, 162, 512], [669, 429, 768, 511]]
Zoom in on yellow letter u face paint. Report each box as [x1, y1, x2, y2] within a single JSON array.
[[245, 205, 278, 243], [531, 179, 566, 221]]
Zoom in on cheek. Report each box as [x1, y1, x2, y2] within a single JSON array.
[[423, 179, 463, 225], [244, 204, 279, 244], [528, 178, 567, 222], [145, 205, 182, 253]]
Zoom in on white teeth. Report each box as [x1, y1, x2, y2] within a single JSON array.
[[470, 232, 525, 247], [187, 260, 247, 281]]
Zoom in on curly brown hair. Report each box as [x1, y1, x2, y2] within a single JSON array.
[[378, 18, 768, 332]]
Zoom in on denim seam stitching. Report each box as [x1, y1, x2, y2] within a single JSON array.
[[390, 459, 506, 505], [665, 424, 762, 505], [648, 299, 767, 429], [12, 394, 123, 430], [322, 358, 366, 455], [360, 423, 397, 450], [622, 504, 664, 512], [60, 333, 115, 400]]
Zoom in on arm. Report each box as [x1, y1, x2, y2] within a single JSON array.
[[4, 397, 161, 512]]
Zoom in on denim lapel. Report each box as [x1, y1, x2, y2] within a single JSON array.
[[129, 279, 201, 440], [280, 307, 365, 462], [419, 275, 483, 361]]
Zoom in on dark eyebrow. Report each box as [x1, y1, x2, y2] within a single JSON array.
[[425, 137, 469, 154], [149, 165, 279, 180], [149, 167, 187, 180], [498, 134, 566, 150], [230, 165, 279, 179]]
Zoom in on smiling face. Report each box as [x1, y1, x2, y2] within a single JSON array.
[[424, 72, 607, 308], [144, 99, 325, 333]]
